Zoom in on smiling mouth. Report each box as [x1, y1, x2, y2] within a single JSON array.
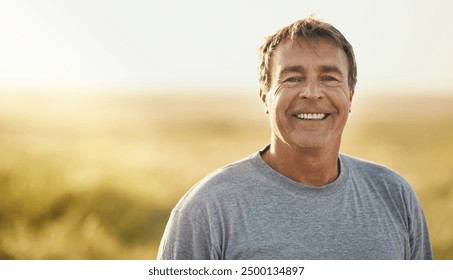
[[294, 113, 329, 120]]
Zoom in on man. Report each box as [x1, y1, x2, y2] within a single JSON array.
[[157, 18, 432, 260]]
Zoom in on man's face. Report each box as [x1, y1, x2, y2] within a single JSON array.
[[261, 38, 353, 150]]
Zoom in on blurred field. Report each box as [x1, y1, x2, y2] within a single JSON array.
[[0, 91, 452, 259]]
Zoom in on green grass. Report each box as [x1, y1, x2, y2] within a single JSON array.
[[0, 92, 452, 259]]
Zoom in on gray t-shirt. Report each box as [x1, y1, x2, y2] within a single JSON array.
[[157, 149, 432, 260]]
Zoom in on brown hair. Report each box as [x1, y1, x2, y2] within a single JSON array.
[[258, 18, 357, 93]]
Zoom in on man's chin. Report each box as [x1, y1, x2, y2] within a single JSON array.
[[289, 137, 332, 149]]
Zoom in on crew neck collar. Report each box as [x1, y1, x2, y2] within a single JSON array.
[[250, 145, 350, 198]]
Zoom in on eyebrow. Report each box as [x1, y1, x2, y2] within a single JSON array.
[[278, 64, 345, 77], [278, 65, 305, 76], [319, 65, 344, 76]]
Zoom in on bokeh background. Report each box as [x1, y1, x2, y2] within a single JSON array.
[[1, 0, 452, 259]]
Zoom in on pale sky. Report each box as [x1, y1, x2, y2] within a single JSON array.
[[1, 0, 452, 95]]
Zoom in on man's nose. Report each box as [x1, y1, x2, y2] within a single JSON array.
[[299, 80, 322, 99]]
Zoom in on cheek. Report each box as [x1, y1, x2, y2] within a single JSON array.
[[270, 98, 294, 131], [327, 88, 352, 108], [270, 95, 287, 117], [266, 96, 282, 120]]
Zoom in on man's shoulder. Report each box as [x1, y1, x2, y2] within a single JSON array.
[[173, 152, 260, 213], [342, 153, 403, 175], [197, 153, 260, 189], [341, 153, 413, 192]]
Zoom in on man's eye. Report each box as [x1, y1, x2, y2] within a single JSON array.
[[284, 77, 301, 83], [322, 76, 338, 82]]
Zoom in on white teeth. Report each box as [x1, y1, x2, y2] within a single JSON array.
[[295, 113, 326, 120]]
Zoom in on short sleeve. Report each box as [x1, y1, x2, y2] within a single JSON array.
[[408, 192, 433, 259], [157, 209, 219, 260]]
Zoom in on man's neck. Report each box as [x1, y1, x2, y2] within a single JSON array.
[[262, 142, 340, 187]]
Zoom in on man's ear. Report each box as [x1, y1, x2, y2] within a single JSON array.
[[349, 90, 354, 113], [259, 89, 269, 114]]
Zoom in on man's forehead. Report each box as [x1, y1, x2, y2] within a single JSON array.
[[277, 36, 341, 55], [272, 37, 348, 71]]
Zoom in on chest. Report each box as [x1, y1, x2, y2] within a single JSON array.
[[221, 191, 409, 260]]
